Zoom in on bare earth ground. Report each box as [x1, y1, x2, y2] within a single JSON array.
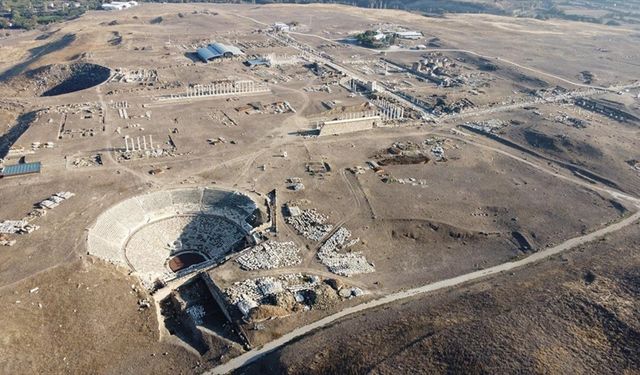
[[0, 259, 205, 374], [0, 3, 638, 374], [239, 220, 640, 374]]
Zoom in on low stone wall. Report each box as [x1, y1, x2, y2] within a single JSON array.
[[319, 116, 379, 136]]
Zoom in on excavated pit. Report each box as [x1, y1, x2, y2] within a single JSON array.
[[24, 62, 111, 97]]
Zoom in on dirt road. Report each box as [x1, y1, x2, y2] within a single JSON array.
[[206, 202, 640, 375]]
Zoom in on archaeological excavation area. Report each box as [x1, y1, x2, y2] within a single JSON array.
[[0, 2, 639, 374]]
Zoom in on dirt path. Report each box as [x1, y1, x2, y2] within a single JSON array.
[[448, 128, 640, 206], [237, 16, 637, 94], [372, 47, 640, 92], [206, 202, 640, 374], [202, 105, 640, 374]]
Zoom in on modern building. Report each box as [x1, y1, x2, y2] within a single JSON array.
[[0, 161, 41, 178], [197, 43, 244, 63]]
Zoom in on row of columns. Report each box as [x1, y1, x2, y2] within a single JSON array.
[[374, 99, 405, 120], [124, 135, 154, 152], [379, 105, 404, 120], [339, 110, 377, 120], [350, 78, 359, 93], [185, 81, 257, 97]]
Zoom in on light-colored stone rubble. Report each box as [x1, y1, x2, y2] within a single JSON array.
[[235, 241, 301, 271], [285, 209, 333, 241], [317, 227, 375, 277]]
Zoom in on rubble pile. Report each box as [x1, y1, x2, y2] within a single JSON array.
[[0, 220, 29, 234], [285, 209, 333, 241], [317, 227, 375, 277], [286, 177, 305, 191], [108, 68, 158, 84], [376, 141, 430, 166], [186, 305, 206, 325], [626, 159, 640, 173], [425, 138, 448, 161], [376, 138, 456, 166], [554, 112, 588, 128], [0, 191, 73, 244], [236, 241, 301, 270], [38, 191, 75, 210], [72, 154, 103, 168], [463, 119, 506, 133], [0, 234, 16, 246], [224, 273, 364, 319], [117, 148, 180, 162], [387, 177, 428, 186], [31, 141, 55, 150], [434, 97, 475, 115], [0, 220, 39, 239]]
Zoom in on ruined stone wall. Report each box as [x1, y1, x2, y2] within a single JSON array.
[[319, 117, 377, 136]]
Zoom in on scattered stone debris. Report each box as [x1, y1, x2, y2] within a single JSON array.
[[579, 70, 594, 85], [383, 177, 428, 186], [0, 234, 16, 246], [224, 273, 364, 320], [236, 241, 301, 271], [425, 138, 447, 161], [24, 208, 47, 221], [31, 141, 55, 150], [289, 183, 305, 191], [626, 159, 640, 173], [207, 137, 227, 146], [374, 138, 457, 169], [306, 161, 331, 176], [463, 119, 506, 133], [575, 98, 640, 123], [186, 305, 205, 324], [116, 148, 183, 162], [235, 101, 294, 115], [0, 191, 74, 246], [285, 209, 333, 241], [108, 68, 158, 84], [375, 141, 430, 166], [317, 227, 375, 277], [0, 220, 29, 234], [72, 154, 102, 168], [554, 112, 588, 128], [137, 299, 151, 310], [347, 165, 366, 175], [285, 177, 305, 191], [38, 191, 75, 210]]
